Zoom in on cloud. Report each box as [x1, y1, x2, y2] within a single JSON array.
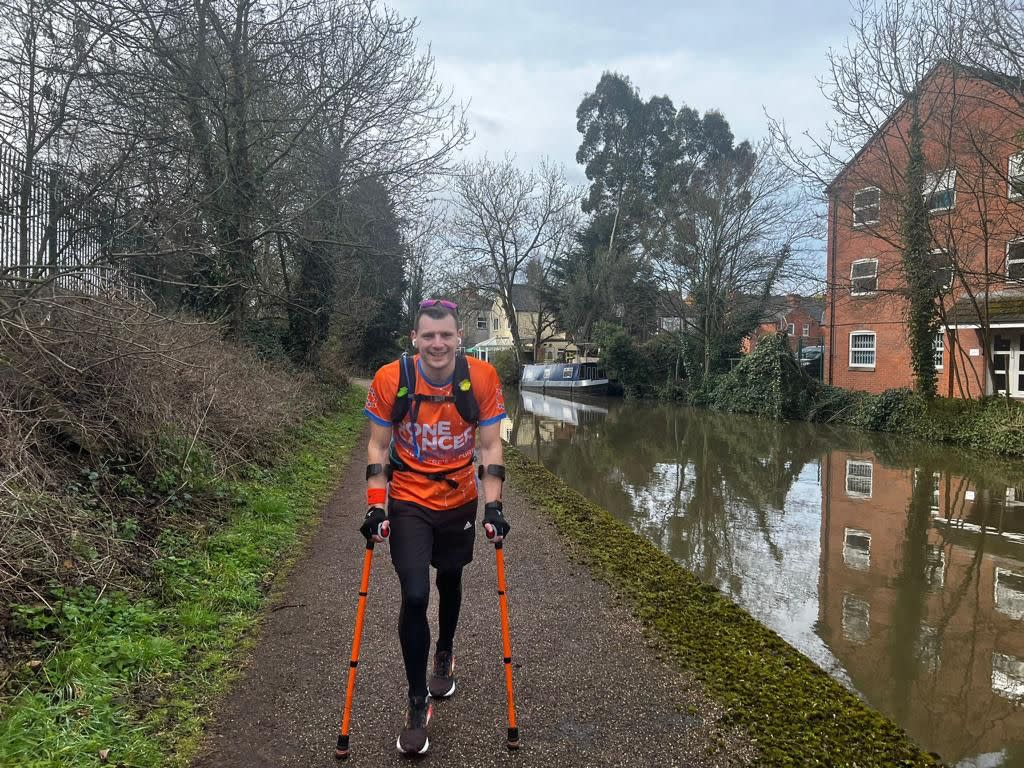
[[434, 42, 837, 177]]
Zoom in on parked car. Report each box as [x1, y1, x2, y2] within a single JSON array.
[[798, 345, 824, 378]]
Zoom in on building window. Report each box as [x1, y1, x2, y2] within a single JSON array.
[[992, 652, 1024, 700], [993, 334, 1012, 392], [661, 316, 682, 332], [842, 594, 871, 644], [995, 567, 1024, 621], [492, 317, 499, 331], [853, 186, 880, 226], [1010, 152, 1024, 199], [924, 168, 956, 212], [845, 459, 873, 497], [918, 625, 942, 673], [925, 544, 945, 591], [802, 324, 810, 337], [934, 331, 944, 370], [849, 331, 876, 368], [843, 528, 871, 570], [477, 315, 487, 330], [787, 323, 795, 335], [850, 258, 878, 295], [1008, 241, 1024, 281], [929, 249, 953, 292]]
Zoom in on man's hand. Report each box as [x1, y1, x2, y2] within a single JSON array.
[[482, 501, 510, 542], [359, 507, 390, 542]]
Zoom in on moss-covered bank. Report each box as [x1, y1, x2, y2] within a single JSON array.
[[506, 446, 941, 768], [0, 388, 365, 768]]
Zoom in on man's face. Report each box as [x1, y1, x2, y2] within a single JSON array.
[[412, 314, 460, 376]]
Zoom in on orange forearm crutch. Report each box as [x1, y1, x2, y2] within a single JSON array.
[[335, 536, 383, 760], [493, 539, 520, 750]]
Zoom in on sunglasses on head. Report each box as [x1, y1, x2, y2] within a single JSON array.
[[419, 299, 458, 311]]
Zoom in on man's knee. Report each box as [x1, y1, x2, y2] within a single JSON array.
[[435, 568, 463, 591], [398, 569, 430, 614]]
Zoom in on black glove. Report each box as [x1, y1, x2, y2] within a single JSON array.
[[359, 506, 389, 541], [482, 501, 510, 540]]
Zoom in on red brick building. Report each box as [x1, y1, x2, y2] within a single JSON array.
[[741, 294, 825, 354], [825, 63, 1024, 398]]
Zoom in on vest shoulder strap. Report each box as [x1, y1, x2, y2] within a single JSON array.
[[452, 353, 480, 425], [390, 353, 415, 424]]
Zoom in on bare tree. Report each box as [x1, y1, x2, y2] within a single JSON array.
[[446, 156, 582, 364], [649, 140, 817, 379]]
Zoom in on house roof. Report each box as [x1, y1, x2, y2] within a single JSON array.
[[947, 290, 1024, 328], [826, 61, 1024, 193], [508, 283, 540, 313]]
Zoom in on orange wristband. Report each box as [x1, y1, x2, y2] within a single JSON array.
[[367, 488, 386, 506]]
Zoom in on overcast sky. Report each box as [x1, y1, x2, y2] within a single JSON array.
[[388, 0, 856, 181]]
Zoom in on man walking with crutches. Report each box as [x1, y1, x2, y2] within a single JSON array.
[[360, 298, 510, 756]]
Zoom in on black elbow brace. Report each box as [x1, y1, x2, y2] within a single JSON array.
[[477, 464, 506, 482]]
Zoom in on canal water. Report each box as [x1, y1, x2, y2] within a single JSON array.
[[502, 389, 1024, 768]]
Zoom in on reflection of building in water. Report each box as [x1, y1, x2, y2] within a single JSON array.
[[819, 451, 1024, 765]]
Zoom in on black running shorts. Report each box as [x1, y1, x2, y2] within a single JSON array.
[[387, 497, 478, 573]]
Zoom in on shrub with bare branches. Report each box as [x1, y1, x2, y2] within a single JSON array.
[[0, 291, 328, 609]]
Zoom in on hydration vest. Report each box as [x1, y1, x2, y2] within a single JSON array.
[[387, 352, 480, 488], [389, 352, 480, 426]]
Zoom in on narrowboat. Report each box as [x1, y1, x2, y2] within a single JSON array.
[[520, 361, 609, 395]]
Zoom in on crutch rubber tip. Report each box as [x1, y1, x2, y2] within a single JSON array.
[[335, 735, 350, 760], [507, 727, 520, 750]]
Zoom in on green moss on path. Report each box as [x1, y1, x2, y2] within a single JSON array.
[[506, 446, 941, 768]]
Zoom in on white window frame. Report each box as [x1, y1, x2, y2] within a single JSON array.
[[476, 315, 487, 331], [787, 323, 795, 335], [492, 316, 499, 331], [845, 459, 873, 498], [995, 567, 1024, 621], [1009, 152, 1024, 200], [1007, 241, 1024, 281], [924, 168, 957, 213], [842, 594, 871, 644], [802, 324, 810, 337], [992, 652, 1024, 700], [843, 527, 871, 570], [934, 331, 944, 370], [853, 186, 881, 226], [850, 258, 878, 296], [849, 331, 877, 368]]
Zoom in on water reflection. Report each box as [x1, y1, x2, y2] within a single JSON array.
[[505, 391, 1024, 768]]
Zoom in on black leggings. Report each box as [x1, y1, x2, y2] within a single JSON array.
[[397, 567, 464, 698]]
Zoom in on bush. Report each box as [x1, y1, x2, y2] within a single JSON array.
[[0, 294, 328, 607], [709, 333, 812, 420], [490, 349, 521, 385], [848, 387, 926, 432]]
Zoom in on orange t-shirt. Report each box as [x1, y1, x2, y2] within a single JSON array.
[[364, 355, 506, 510]]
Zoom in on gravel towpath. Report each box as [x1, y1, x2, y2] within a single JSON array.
[[190, 427, 756, 768]]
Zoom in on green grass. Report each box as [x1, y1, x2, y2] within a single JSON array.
[[0, 387, 366, 768], [506, 446, 940, 768]]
